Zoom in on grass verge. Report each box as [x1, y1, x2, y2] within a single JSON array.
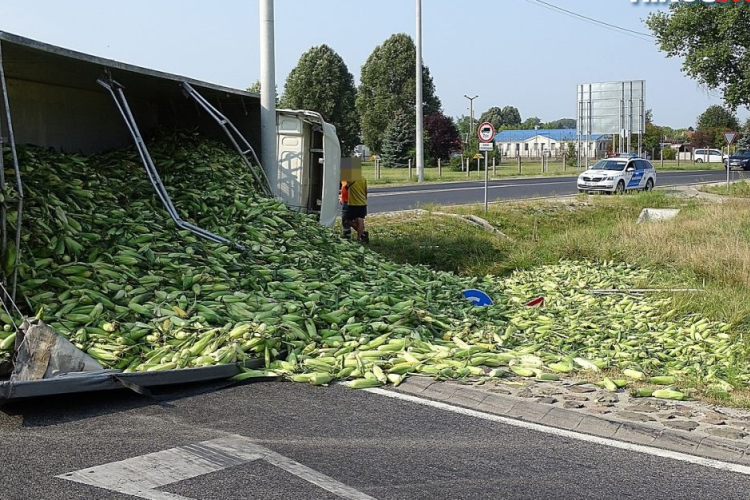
[[703, 180, 750, 198], [368, 192, 750, 406]]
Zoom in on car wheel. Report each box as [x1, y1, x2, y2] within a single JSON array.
[[645, 178, 654, 191], [615, 181, 625, 195], [696, 159, 703, 164]]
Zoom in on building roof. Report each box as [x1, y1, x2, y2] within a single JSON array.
[[495, 129, 609, 142]]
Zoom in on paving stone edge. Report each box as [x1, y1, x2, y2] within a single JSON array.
[[393, 378, 750, 466]]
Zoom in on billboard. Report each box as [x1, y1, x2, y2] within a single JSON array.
[[577, 81, 646, 156]]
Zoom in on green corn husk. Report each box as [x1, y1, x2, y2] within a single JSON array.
[[2, 131, 744, 393]]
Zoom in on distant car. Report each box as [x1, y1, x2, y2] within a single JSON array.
[[693, 148, 727, 164], [578, 158, 657, 194], [727, 149, 750, 171]]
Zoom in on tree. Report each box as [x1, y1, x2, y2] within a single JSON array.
[[357, 34, 441, 153], [647, 5, 750, 110], [280, 45, 360, 154], [246, 80, 280, 106], [696, 105, 740, 131], [501, 106, 522, 128], [478, 107, 504, 132], [381, 110, 415, 169], [544, 118, 576, 130], [520, 117, 542, 130], [478, 106, 523, 131], [424, 112, 461, 162], [645, 109, 654, 125]]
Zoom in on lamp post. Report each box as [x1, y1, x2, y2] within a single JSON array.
[[260, 0, 277, 190], [415, 0, 424, 183], [464, 94, 478, 145]]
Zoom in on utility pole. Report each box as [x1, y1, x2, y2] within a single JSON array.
[[464, 94, 478, 156], [415, 0, 424, 183], [260, 0, 277, 191]]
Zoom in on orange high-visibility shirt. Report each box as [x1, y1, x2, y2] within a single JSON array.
[[340, 181, 349, 203]]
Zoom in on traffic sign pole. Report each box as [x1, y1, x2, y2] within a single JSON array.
[[725, 131, 737, 191], [477, 122, 496, 214]]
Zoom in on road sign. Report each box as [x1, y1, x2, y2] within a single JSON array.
[[463, 289, 493, 307], [724, 132, 737, 146], [478, 122, 495, 143], [479, 142, 494, 152]]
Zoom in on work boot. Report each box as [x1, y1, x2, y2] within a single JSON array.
[[361, 231, 370, 244], [343, 229, 352, 240]]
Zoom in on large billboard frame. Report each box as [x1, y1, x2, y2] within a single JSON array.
[[577, 81, 646, 168]]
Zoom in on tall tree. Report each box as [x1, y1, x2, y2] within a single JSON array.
[[478, 106, 522, 131], [357, 34, 441, 153], [281, 45, 360, 154], [381, 110, 415, 169], [500, 106, 522, 128], [696, 105, 740, 131], [520, 117, 542, 130], [647, 5, 750, 110], [478, 107, 505, 132], [424, 112, 461, 162]]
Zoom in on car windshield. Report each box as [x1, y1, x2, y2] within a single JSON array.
[[590, 160, 626, 172], [734, 150, 750, 158]]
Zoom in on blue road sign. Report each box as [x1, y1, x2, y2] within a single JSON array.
[[462, 289, 493, 307]]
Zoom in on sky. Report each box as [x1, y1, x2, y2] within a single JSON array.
[[1, 0, 747, 130]]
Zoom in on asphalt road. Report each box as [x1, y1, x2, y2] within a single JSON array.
[[368, 170, 733, 213], [1, 381, 748, 499]]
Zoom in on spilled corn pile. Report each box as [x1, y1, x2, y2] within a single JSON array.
[[0, 131, 745, 398], [1, 131, 508, 379]]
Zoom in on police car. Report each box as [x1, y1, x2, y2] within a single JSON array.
[[577, 157, 657, 194]]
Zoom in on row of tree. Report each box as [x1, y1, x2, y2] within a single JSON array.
[[250, 34, 460, 167]]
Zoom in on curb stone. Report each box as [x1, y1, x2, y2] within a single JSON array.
[[393, 378, 750, 465]]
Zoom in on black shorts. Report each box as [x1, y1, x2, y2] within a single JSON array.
[[345, 205, 367, 221]]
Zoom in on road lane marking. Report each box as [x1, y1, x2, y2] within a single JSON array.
[[57, 434, 376, 500], [367, 389, 750, 477], [371, 181, 573, 198]]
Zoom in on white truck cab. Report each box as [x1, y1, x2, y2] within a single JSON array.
[[578, 158, 657, 194], [274, 110, 341, 227]]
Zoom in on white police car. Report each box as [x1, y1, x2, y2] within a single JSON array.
[[578, 157, 657, 194]]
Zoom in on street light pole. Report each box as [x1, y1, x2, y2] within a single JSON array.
[[415, 0, 424, 183], [464, 94, 478, 146], [260, 0, 277, 191]]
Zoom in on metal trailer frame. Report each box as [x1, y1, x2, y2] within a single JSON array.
[[0, 31, 269, 310], [0, 40, 24, 303]]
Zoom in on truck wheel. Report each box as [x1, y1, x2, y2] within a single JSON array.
[[645, 178, 654, 191], [615, 181, 625, 195]]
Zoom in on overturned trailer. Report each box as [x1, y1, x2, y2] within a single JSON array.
[[0, 32, 340, 400]]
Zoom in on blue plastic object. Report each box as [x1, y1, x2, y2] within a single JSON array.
[[462, 289, 494, 307]]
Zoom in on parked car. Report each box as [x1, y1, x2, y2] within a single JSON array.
[[693, 148, 727, 164], [578, 158, 657, 194], [727, 149, 750, 171]]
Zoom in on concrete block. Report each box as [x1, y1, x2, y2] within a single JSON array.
[[540, 407, 585, 431]]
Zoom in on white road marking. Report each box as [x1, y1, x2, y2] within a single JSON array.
[[366, 388, 750, 477], [370, 180, 573, 198], [57, 434, 376, 500]]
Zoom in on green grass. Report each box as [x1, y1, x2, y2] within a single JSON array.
[[703, 180, 750, 198], [363, 159, 725, 186]]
